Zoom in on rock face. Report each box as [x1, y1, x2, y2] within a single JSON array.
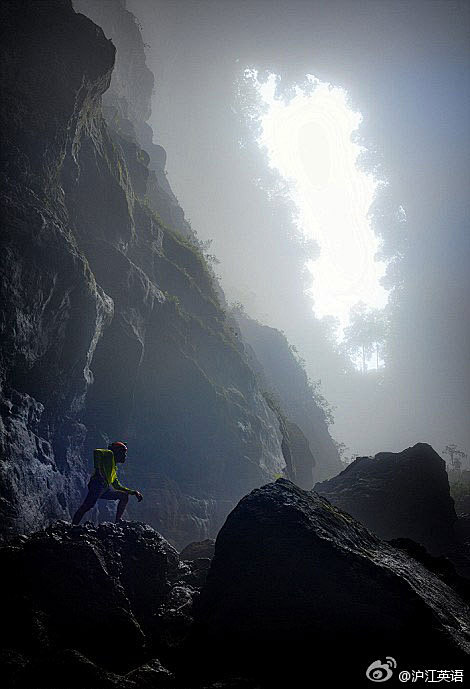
[[0, 0, 342, 549], [73, 0, 191, 238], [315, 443, 457, 555], [0, 520, 200, 688], [191, 479, 470, 686], [0, 0, 117, 539], [235, 313, 342, 484], [0, 0, 294, 548]]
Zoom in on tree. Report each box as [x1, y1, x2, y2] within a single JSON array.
[[342, 303, 388, 373], [442, 444, 467, 472]]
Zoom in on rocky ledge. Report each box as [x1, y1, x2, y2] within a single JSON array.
[[2, 481, 469, 688]]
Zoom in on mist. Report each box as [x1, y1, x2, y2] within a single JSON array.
[[128, 0, 470, 460], [2, 1, 470, 682]]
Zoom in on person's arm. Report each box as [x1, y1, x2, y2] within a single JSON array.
[[112, 479, 143, 501], [111, 476, 134, 494]]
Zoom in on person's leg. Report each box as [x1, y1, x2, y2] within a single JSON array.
[[72, 477, 104, 525], [72, 502, 89, 525], [100, 488, 129, 523], [115, 493, 129, 522]]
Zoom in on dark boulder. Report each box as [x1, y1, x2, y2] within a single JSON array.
[[180, 539, 216, 561], [125, 657, 175, 687], [389, 537, 470, 604], [190, 479, 470, 687], [14, 649, 135, 689], [11, 648, 175, 689], [315, 443, 457, 555], [0, 649, 29, 689], [0, 520, 185, 683]]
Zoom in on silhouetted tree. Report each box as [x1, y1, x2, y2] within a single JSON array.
[[342, 303, 388, 373], [443, 444, 467, 471]]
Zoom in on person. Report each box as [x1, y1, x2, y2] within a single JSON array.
[[72, 441, 143, 525]]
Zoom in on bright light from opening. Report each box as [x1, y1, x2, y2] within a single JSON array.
[[251, 71, 388, 336]]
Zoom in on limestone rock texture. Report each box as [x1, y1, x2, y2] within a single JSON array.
[[191, 479, 470, 686], [73, 0, 191, 237], [0, 0, 285, 548], [0, 0, 339, 549]]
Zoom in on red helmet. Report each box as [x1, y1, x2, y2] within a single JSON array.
[[108, 441, 128, 452]]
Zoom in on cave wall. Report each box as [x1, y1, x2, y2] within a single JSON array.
[[73, 0, 193, 239], [0, 0, 339, 548]]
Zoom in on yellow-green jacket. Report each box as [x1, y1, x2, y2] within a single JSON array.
[[93, 449, 133, 494]]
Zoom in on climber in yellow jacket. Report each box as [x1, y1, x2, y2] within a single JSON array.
[[72, 441, 143, 525]]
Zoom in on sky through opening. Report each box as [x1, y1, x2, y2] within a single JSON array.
[[248, 71, 388, 339]]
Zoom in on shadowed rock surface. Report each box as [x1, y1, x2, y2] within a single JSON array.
[[0, 519, 266, 688], [314, 443, 458, 556], [2, 492, 469, 688], [0, 520, 196, 687], [190, 479, 470, 687], [388, 537, 470, 605]]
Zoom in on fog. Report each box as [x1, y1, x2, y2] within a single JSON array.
[[128, 0, 470, 461]]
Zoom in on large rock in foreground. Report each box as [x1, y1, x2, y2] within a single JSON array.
[[0, 521, 202, 687], [315, 443, 457, 555], [191, 479, 469, 686]]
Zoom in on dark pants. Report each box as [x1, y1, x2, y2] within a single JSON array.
[[72, 475, 129, 524], [84, 476, 125, 506]]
